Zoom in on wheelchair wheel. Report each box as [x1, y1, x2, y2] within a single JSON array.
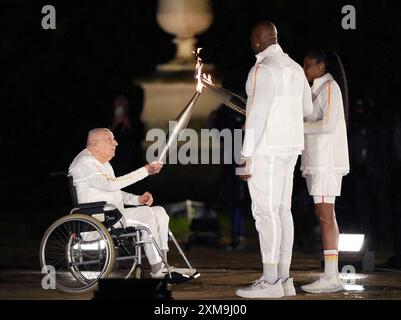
[[39, 214, 115, 294]]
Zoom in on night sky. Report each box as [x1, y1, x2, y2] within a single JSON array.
[[1, 1, 400, 236]]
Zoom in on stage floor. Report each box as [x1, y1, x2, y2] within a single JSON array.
[[1, 246, 400, 300]]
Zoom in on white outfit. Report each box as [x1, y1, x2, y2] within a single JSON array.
[[68, 149, 169, 265], [301, 73, 350, 199], [241, 44, 313, 264]]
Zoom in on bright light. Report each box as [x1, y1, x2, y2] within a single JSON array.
[[343, 284, 365, 292], [72, 240, 106, 251], [339, 234, 365, 252], [194, 48, 204, 93], [340, 273, 367, 281], [79, 272, 101, 280]]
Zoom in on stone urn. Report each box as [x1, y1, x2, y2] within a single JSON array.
[[157, 0, 213, 71]]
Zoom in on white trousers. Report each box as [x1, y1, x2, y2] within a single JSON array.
[[122, 206, 170, 265], [248, 154, 298, 265]]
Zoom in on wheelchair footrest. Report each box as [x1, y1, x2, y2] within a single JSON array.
[[166, 271, 200, 284]]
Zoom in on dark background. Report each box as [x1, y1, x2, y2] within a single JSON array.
[[1, 1, 400, 253]]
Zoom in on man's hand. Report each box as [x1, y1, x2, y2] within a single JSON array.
[[238, 160, 252, 181], [138, 192, 153, 206], [145, 161, 163, 175]]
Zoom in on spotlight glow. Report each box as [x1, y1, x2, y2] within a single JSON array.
[[339, 234, 365, 252]]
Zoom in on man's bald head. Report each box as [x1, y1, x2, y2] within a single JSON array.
[[86, 128, 112, 147], [86, 128, 118, 163], [250, 21, 278, 53]]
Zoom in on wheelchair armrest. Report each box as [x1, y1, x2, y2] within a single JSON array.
[[124, 204, 140, 209], [70, 202, 123, 229], [70, 202, 107, 215], [76, 202, 107, 209]]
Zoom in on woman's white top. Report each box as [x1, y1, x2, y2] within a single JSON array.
[[301, 73, 350, 176]]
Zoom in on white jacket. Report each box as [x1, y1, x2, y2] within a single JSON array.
[[301, 73, 350, 175], [241, 44, 313, 159], [68, 149, 148, 211]]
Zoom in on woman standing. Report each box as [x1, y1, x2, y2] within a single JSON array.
[[301, 50, 350, 293]]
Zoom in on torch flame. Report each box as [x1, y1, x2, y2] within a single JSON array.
[[196, 62, 204, 93], [194, 48, 204, 93], [194, 48, 214, 92]]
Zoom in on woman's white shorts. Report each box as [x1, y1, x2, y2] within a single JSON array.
[[305, 173, 343, 204]]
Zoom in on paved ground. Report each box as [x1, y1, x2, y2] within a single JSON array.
[[1, 246, 400, 300]]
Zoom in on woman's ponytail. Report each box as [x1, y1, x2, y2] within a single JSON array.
[[324, 49, 349, 125]]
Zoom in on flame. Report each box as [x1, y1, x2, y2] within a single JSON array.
[[194, 48, 214, 92], [194, 48, 204, 93], [202, 73, 213, 84], [196, 61, 204, 93]]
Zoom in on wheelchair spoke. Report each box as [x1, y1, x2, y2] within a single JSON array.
[[51, 228, 69, 247], [47, 257, 67, 268], [40, 215, 115, 293]]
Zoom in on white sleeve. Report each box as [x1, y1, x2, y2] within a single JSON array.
[[302, 76, 313, 117], [241, 66, 274, 159], [304, 81, 339, 135], [80, 160, 149, 192], [122, 191, 141, 206]]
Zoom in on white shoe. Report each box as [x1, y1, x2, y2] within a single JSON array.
[[236, 279, 284, 299], [281, 278, 296, 296], [301, 275, 344, 294]]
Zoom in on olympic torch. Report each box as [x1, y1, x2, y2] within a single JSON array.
[[157, 91, 201, 162], [157, 51, 204, 162], [200, 76, 247, 116]]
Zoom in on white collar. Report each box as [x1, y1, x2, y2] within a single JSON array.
[[312, 73, 334, 91], [85, 148, 108, 166], [255, 44, 283, 63]]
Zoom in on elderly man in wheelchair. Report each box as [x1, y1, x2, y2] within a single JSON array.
[[40, 128, 199, 293]]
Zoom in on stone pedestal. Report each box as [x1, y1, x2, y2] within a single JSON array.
[[137, 77, 221, 130]]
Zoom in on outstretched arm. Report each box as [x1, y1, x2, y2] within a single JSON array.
[[80, 162, 163, 192]]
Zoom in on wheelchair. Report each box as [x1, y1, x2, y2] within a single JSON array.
[[39, 173, 199, 294]]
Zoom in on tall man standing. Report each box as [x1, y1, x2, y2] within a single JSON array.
[[236, 21, 313, 298]]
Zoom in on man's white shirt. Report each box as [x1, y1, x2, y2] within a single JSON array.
[[241, 44, 313, 161], [68, 149, 148, 211]]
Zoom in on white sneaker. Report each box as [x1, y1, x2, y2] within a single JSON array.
[[301, 275, 344, 294], [236, 279, 284, 299], [282, 278, 296, 296]]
